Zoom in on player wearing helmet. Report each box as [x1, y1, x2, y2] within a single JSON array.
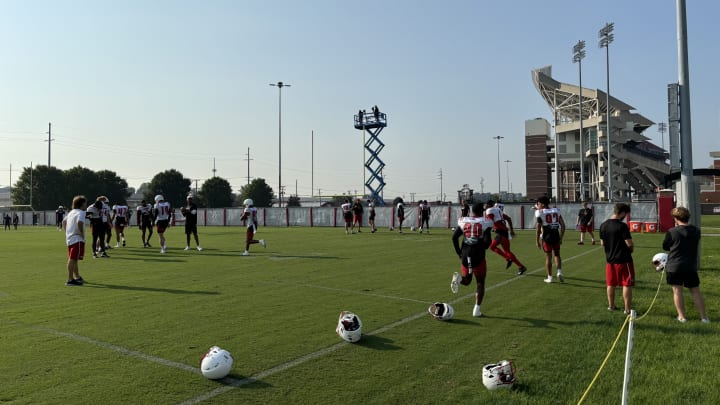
[[136, 200, 154, 247], [153, 195, 171, 253], [451, 202, 493, 317], [485, 200, 527, 275], [240, 199, 265, 256], [535, 196, 566, 283]]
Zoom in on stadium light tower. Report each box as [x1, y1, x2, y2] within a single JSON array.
[[504, 160, 512, 193], [572, 40, 586, 201], [599, 22, 614, 202], [492, 136, 504, 196], [269, 81, 291, 207]]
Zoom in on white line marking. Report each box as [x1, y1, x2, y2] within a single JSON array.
[[7, 248, 600, 404], [178, 248, 601, 404]]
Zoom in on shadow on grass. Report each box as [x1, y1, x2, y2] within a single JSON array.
[[356, 334, 402, 350], [484, 314, 578, 329], [82, 282, 219, 295]]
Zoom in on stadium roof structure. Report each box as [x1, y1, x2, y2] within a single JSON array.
[[531, 66, 669, 202]]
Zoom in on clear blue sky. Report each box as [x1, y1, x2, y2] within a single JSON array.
[[1, 0, 717, 201]]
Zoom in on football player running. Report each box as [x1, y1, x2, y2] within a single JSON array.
[[485, 200, 527, 275], [240, 199, 265, 256], [136, 200, 154, 247], [535, 196, 566, 283], [451, 202, 494, 317]]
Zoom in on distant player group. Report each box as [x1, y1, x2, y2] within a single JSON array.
[[449, 196, 709, 324], [62, 194, 268, 286]]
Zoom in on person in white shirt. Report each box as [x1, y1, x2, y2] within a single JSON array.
[[62, 195, 88, 286], [240, 198, 265, 255], [153, 194, 172, 253]]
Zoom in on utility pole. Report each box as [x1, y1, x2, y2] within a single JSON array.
[[311, 130, 314, 200], [657, 122, 668, 151], [212, 158, 217, 177], [437, 169, 443, 203], [243, 148, 253, 185], [45, 122, 54, 167]]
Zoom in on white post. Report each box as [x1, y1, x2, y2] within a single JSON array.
[[621, 309, 636, 405]]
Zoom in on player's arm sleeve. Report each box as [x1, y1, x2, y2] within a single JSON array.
[[452, 227, 463, 256], [662, 231, 672, 251]]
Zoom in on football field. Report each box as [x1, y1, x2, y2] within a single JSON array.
[[1, 220, 719, 404]]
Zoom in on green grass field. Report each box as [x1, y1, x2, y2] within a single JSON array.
[[1, 218, 719, 404]]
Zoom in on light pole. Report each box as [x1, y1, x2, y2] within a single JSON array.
[[504, 160, 512, 194], [599, 22, 614, 202], [269, 81, 291, 207], [572, 40, 586, 202], [492, 136, 504, 196]]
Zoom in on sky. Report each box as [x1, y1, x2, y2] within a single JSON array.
[[1, 0, 718, 202]]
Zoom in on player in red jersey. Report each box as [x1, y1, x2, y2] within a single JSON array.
[[485, 200, 527, 275]]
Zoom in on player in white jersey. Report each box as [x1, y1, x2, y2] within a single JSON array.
[[535, 196, 566, 283], [450, 202, 494, 317], [111, 202, 129, 247], [153, 195, 172, 253], [99, 196, 112, 250], [240, 199, 265, 255]]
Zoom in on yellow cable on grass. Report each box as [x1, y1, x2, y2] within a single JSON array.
[[577, 269, 665, 404]]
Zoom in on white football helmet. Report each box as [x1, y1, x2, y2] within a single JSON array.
[[428, 302, 454, 321], [652, 252, 668, 272], [482, 360, 516, 390], [200, 346, 233, 379], [154, 194, 164, 203], [336, 311, 363, 343], [243, 198, 253, 206]]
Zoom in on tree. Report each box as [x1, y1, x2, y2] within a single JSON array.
[[286, 195, 301, 207], [145, 169, 191, 208], [96, 170, 131, 204], [11, 165, 66, 210], [198, 177, 234, 208], [238, 178, 274, 207]]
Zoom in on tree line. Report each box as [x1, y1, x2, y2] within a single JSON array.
[[11, 165, 275, 210]]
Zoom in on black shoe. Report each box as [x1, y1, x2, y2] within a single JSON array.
[[506, 259, 513, 269], [122, 240, 126, 247], [101, 252, 110, 258], [75, 277, 84, 285], [65, 279, 82, 286], [146, 243, 152, 248], [517, 266, 527, 275]]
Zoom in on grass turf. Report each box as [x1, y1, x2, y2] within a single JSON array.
[[0, 219, 718, 404]]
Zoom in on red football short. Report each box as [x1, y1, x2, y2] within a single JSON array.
[[606, 262, 635, 287], [68, 242, 85, 260]]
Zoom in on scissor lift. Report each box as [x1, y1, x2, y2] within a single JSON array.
[[354, 109, 387, 205]]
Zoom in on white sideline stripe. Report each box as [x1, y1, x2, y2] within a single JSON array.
[[177, 248, 601, 404], [6, 248, 599, 403], [32, 325, 200, 375], [256, 281, 429, 304]]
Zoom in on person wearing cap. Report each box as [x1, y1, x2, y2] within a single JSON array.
[[153, 194, 171, 254], [181, 195, 202, 251]]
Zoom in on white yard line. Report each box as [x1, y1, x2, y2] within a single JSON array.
[[7, 248, 600, 404]]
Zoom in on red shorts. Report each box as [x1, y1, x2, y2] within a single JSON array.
[[461, 259, 487, 278], [542, 241, 561, 254], [353, 214, 362, 223], [68, 242, 85, 260], [156, 219, 169, 233], [580, 224, 594, 232], [606, 262, 635, 287]]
